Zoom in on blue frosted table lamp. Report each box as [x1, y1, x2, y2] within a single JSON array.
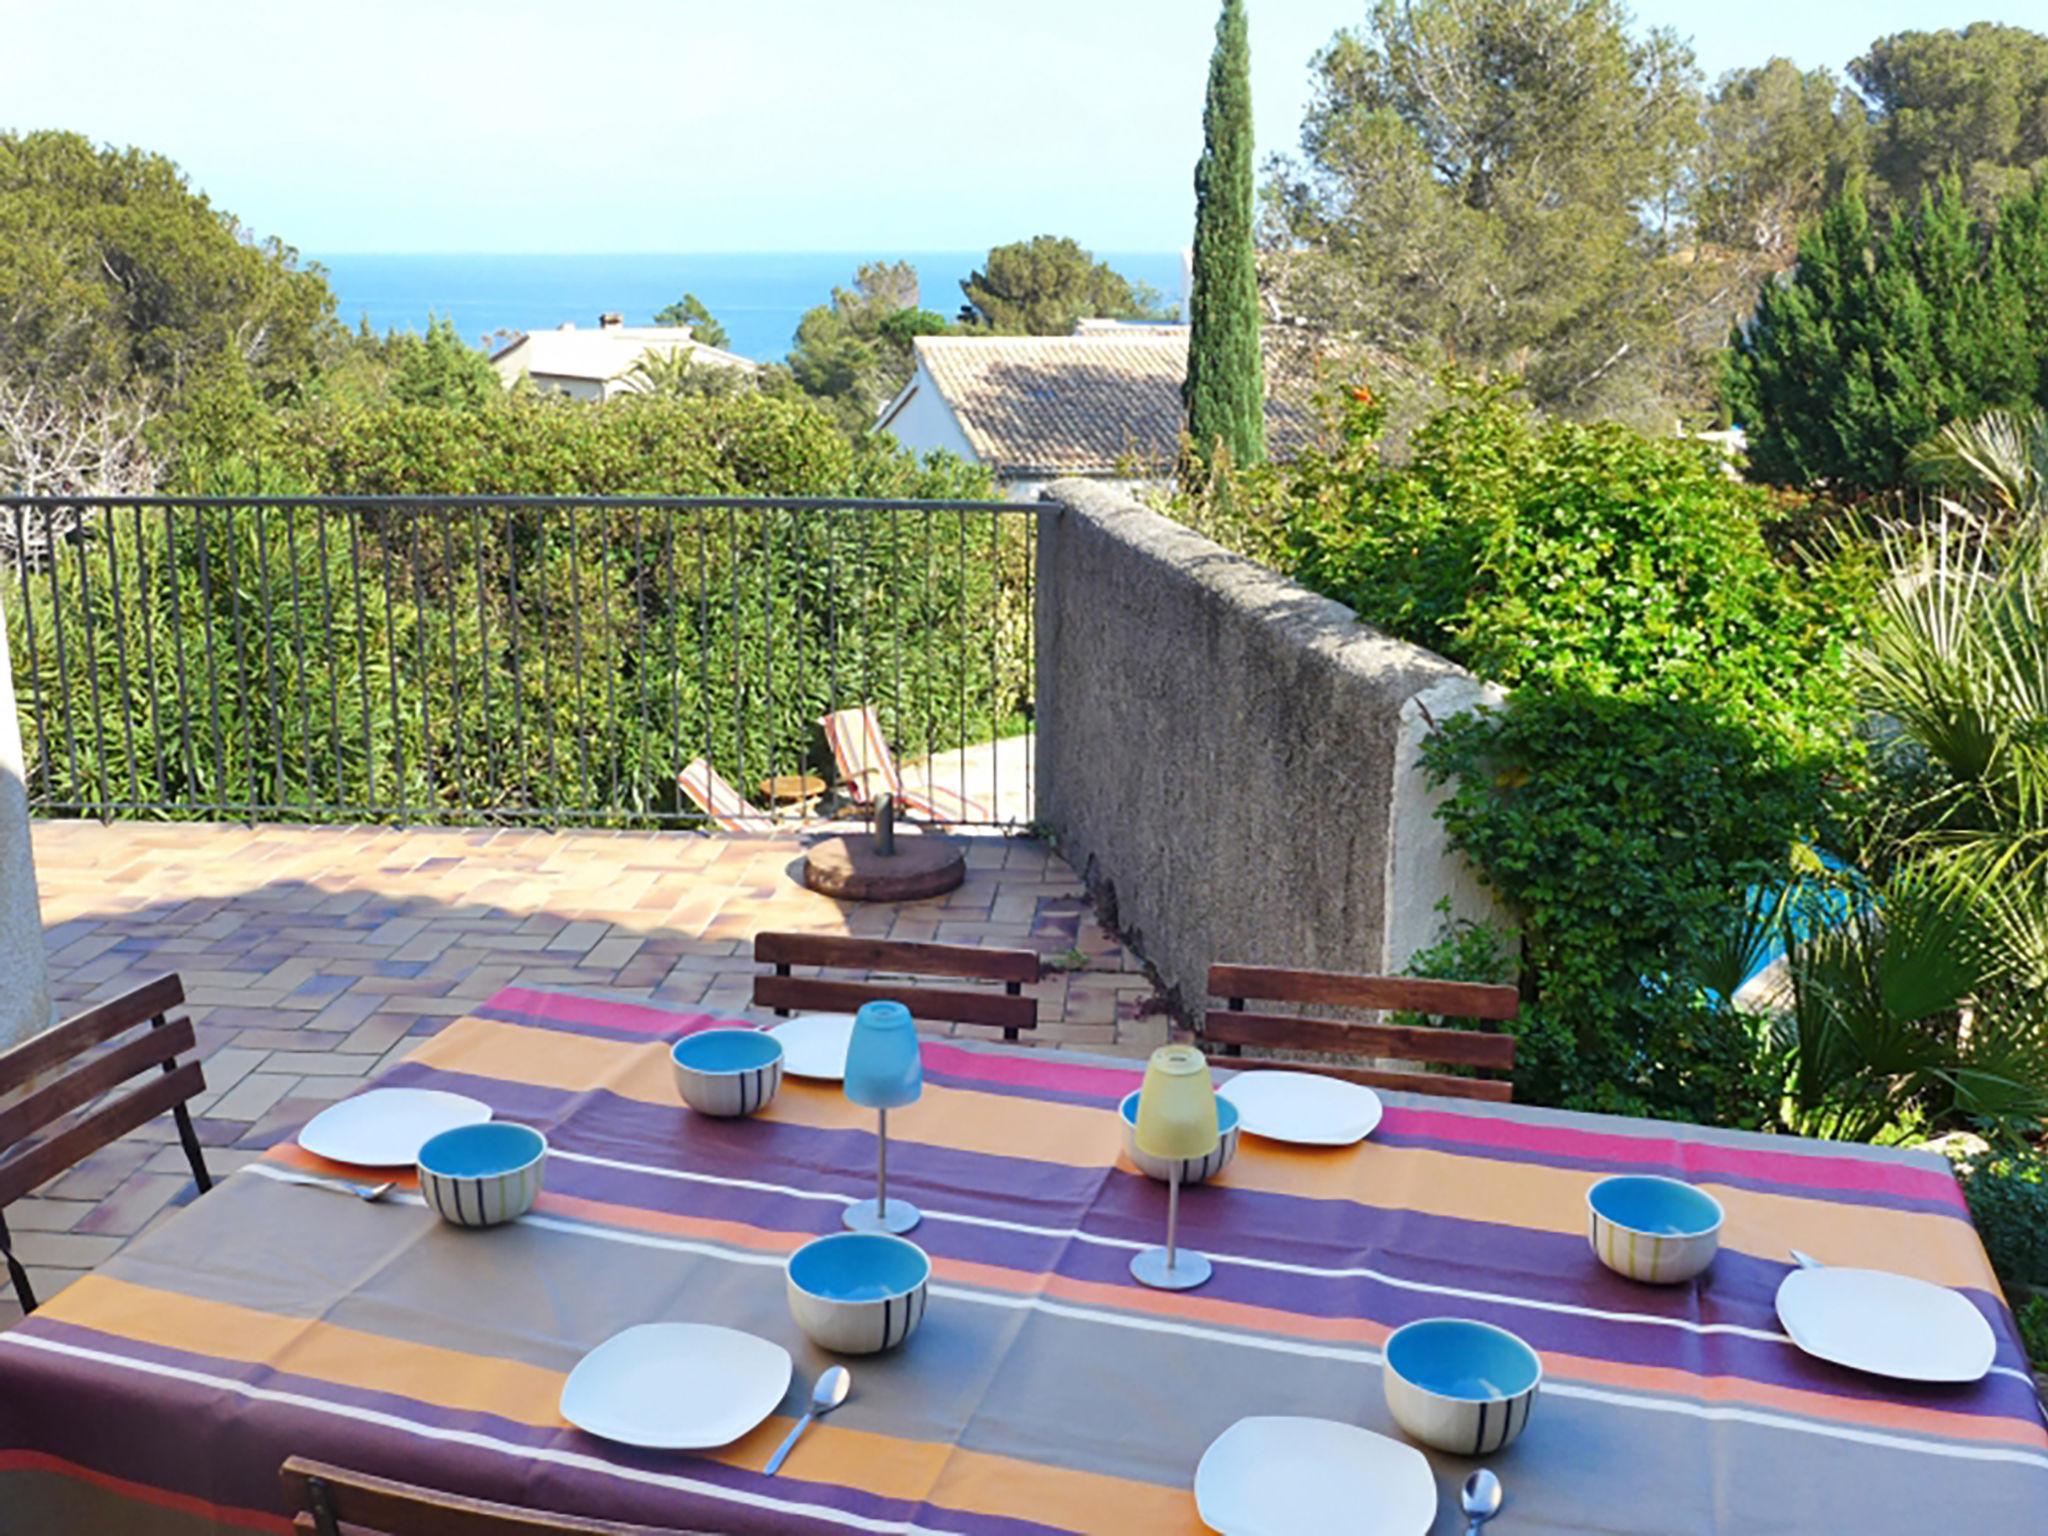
[[843, 1000, 924, 1234]]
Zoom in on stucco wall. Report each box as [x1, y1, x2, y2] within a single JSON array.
[[1034, 479, 1505, 1024], [0, 583, 52, 1050]]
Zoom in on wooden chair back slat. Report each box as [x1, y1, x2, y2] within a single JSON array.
[[1205, 961, 1517, 1102], [0, 973, 186, 1092], [752, 931, 1042, 1040], [0, 1061, 205, 1207], [1219, 1057, 1515, 1103], [280, 1456, 707, 1535], [1203, 1009, 1515, 1071], [0, 1015, 196, 1150], [754, 975, 1036, 1034], [1206, 964, 1518, 1021], [754, 932, 1039, 984]]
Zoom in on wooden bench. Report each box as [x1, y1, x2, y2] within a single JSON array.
[[753, 933, 1040, 1041], [1204, 963, 1519, 1102], [0, 974, 211, 1312]]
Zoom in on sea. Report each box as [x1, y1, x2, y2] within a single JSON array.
[[314, 251, 1190, 365]]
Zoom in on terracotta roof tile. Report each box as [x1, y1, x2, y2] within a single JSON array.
[[899, 326, 1329, 476]]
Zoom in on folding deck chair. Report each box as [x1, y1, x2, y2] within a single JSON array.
[[819, 706, 988, 828], [676, 758, 776, 833]]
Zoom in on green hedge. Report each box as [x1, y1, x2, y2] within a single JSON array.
[[9, 394, 1028, 823], [1200, 380, 1869, 1122]]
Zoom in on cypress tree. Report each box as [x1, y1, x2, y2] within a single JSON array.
[[1184, 0, 1265, 471]]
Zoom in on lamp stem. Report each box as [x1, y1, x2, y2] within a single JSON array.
[[877, 1106, 889, 1219], [1165, 1162, 1181, 1272]]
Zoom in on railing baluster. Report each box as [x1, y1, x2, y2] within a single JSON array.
[[12, 506, 52, 808], [0, 494, 1029, 830]]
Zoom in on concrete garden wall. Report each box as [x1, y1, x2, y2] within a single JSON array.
[[1033, 479, 1506, 1025]]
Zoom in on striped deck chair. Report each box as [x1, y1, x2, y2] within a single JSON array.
[[677, 757, 775, 832], [819, 705, 989, 827]]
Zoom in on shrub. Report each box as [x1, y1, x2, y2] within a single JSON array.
[[1258, 379, 1867, 1120]]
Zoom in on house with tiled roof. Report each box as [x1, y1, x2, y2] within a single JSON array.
[[875, 323, 1328, 500], [489, 314, 758, 401]]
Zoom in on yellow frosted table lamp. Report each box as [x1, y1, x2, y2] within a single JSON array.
[[1130, 1044, 1220, 1291]]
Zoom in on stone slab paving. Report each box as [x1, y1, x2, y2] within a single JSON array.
[[2, 820, 1162, 1326]]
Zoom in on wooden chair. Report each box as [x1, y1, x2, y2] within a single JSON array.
[[0, 974, 211, 1312], [753, 932, 1040, 1042], [1204, 964, 1519, 1102], [818, 705, 989, 826], [279, 1457, 710, 1535], [676, 758, 775, 833]]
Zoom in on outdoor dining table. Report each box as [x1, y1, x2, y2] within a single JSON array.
[[2, 985, 2045, 1535]]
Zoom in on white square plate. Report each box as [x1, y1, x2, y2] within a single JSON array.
[[296, 1088, 492, 1168], [560, 1324, 794, 1450], [768, 1013, 857, 1080], [1217, 1071, 1384, 1146], [1776, 1264, 1996, 1383], [1195, 1416, 1436, 1536]]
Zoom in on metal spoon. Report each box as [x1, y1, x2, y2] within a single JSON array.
[[1790, 1249, 1823, 1270], [1461, 1467, 1503, 1534], [266, 1170, 394, 1202], [763, 1366, 851, 1476]]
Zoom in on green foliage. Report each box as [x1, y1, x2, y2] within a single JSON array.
[[652, 294, 730, 350], [1268, 379, 1863, 1119], [956, 236, 1171, 335], [1696, 59, 1870, 260], [1957, 1151, 2048, 1288], [625, 348, 756, 401], [1852, 24, 2048, 212], [785, 262, 947, 432], [386, 316, 500, 411], [1185, 0, 1265, 472], [0, 130, 333, 402], [1266, 0, 1707, 424], [12, 393, 1021, 824], [1724, 176, 2048, 491]]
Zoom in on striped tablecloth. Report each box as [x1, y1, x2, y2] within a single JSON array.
[[2, 986, 2045, 1535]]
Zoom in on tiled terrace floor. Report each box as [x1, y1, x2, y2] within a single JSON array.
[[4, 820, 1163, 1326]]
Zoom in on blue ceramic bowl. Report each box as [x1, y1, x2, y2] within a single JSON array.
[[786, 1231, 932, 1354], [1587, 1174, 1724, 1285], [1383, 1318, 1542, 1455], [416, 1121, 547, 1229], [670, 1029, 785, 1117], [1117, 1090, 1241, 1184]]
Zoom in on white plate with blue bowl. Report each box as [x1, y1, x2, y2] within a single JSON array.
[[298, 1087, 492, 1168], [416, 1121, 547, 1229], [1194, 1415, 1436, 1536], [1383, 1317, 1542, 1456], [786, 1231, 931, 1355], [1587, 1174, 1724, 1284], [1217, 1070, 1383, 1147], [1118, 1089, 1241, 1183], [670, 1029, 785, 1117], [768, 1013, 857, 1080], [560, 1323, 793, 1450]]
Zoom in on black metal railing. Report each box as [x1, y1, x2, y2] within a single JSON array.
[[1, 496, 1035, 829]]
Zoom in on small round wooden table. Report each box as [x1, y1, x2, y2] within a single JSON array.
[[757, 773, 828, 807]]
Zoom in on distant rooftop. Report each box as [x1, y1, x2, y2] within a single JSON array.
[[880, 325, 1330, 478], [490, 314, 757, 386]]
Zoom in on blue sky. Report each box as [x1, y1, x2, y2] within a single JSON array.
[[0, 1, 2037, 254]]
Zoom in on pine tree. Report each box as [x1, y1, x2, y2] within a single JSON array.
[[1724, 176, 2045, 490], [1184, 0, 1265, 471]]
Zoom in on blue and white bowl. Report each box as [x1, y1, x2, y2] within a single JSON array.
[[786, 1232, 931, 1355], [1383, 1318, 1542, 1456], [671, 1029, 784, 1117], [1587, 1174, 1724, 1285], [416, 1121, 547, 1229], [1117, 1090, 1240, 1184]]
